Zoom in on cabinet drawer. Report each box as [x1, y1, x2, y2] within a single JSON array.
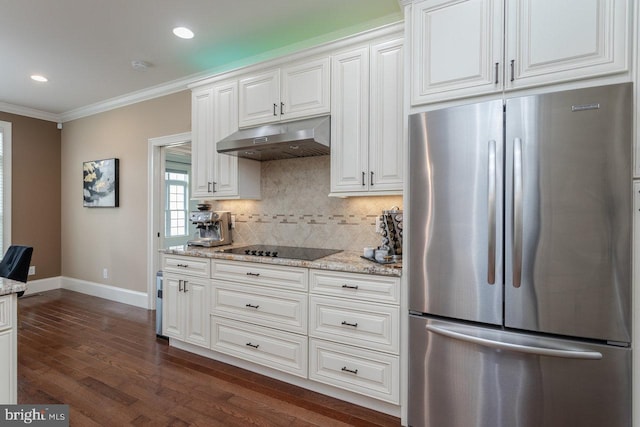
[[309, 269, 399, 304], [212, 282, 307, 334], [309, 295, 399, 354], [0, 295, 12, 331], [309, 339, 399, 404], [163, 255, 211, 278], [212, 260, 307, 291], [211, 316, 307, 378]]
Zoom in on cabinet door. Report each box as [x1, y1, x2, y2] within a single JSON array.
[[281, 57, 330, 121], [212, 80, 240, 198], [191, 87, 215, 198], [411, 0, 503, 105], [505, 0, 629, 90], [162, 275, 184, 339], [183, 277, 210, 348], [0, 329, 14, 404], [238, 69, 280, 127], [330, 46, 370, 194], [369, 38, 404, 193]]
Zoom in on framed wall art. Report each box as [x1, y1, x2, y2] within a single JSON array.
[[83, 158, 119, 207]]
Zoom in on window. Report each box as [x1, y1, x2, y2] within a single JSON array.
[[165, 170, 189, 237]]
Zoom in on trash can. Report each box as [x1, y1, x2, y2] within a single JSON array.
[[156, 271, 167, 339]]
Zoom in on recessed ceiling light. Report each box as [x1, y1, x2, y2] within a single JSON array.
[[173, 27, 194, 39], [30, 75, 48, 82]]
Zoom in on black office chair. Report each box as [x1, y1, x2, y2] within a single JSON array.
[[0, 245, 33, 296]]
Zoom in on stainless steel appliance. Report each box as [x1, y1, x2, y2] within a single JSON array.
[[222, 245, 341, 261], [187, 211, 232, 247], [217, 115, 330, 161], [408, 83, 632, 427]]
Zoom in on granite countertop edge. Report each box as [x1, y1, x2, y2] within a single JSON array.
[[160, 245, 402, 277], [0, 278, 27, 296]]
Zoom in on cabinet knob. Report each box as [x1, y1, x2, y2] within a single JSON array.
[[280, 102, 284, 115], [341, 321, 358, 328], [341, 367, 358, 375], [273, 103, 278, 116], [245, 303, 260, 309], [246, 342, 260, 349], [341, 284, 359, 290]]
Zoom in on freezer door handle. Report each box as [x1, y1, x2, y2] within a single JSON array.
[[512, 137, 523, 288], [487, 140, 496, 284], [426, 324, 603, 360]]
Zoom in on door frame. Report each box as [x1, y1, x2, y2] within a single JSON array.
[[147, 131, 191, 309]]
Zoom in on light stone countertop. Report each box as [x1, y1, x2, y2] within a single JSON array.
[[161, 245, 402, 277], [0, 278, 26, 296]]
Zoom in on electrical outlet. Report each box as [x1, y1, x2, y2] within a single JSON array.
[[231, 215, 236, 229], [103, 268, 108, 279], [28, 266, 35, 276], [375, 216, 382, 234]]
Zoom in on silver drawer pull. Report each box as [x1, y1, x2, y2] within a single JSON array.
[[245, 303, 260, 309], [246, 272, 261, 277], [341, 367, 358, 375], [246, 342, 259, 349], [341, 321, 358, 328], [341, 284, 358, 290], [176, 263, 189, 268]]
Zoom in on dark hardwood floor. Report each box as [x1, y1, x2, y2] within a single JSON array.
[[17, 289, 400, 426]]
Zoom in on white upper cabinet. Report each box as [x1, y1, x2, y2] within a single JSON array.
[[411, 0, 503, 104], [331, 38, 404, 196], [505, 0, 629, 89], [411, 0, 630, 105], [191, 87, 216, 198], [191, 80, 260, 200], [238, 57, 331, 128]]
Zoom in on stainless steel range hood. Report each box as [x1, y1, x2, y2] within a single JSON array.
[[217, 115, 330, 161]]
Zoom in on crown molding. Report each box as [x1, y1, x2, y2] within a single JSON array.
[[0, 102, 61, 123]]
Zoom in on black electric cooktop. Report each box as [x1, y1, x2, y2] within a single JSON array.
[[222, 245, 341, 261]]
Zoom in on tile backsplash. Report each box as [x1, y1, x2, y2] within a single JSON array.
[[206, 156, 402, 251]]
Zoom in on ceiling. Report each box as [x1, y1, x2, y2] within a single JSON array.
[[0, 0, 402, 121]]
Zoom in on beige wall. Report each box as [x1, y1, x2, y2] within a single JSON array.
[[61, 91, 190, 292], [0, 112, 61, 280]]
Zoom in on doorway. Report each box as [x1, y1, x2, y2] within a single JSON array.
[[147, 132, 191, 309]]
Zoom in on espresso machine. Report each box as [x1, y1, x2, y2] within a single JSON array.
[[187, 210, 232, 247]]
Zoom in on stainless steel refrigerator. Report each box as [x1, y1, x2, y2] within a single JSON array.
[[407, 83, 632, 427]]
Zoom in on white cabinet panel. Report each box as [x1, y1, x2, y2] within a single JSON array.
[[163, 275, 184, 339], [310, 296, 399, 354], [309, 339, 399, 404], [239, 58, 330, 128], [0, 329, 14, 404], [411, 0, 502, 104], [191, 87, 215, 198], [184, 278, 210, 347], [191, 80, 261, 200], [409, 0, 630, 105], [163, 255, 211, 278], [212, 282, 307, 334], [281, 57, 331, 121], [309, 269, 400, 305], [239, 69, 280, 127], [330, 37, 404, 196], [211, 316, 308, 378], [506, 0, 629, 89], [211, 260, 308, 291]]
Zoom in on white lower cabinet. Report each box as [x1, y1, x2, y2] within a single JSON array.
[[162, 255, 211, 348], [211, 316, 308, 378], [209, 260, 309, 377], [0, 294, 16, 404], [308, 269, 401, 404], [309, 338, 399, 404]]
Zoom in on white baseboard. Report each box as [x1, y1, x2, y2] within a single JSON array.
[[23, 276, 149, 309], [23, 276, 62, 295], [49, 276, 150, 309]]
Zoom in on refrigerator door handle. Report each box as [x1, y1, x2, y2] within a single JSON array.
[[426, 324, 603, 360], [512, 137, 523, 288], [487, 140, 496, 284]]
